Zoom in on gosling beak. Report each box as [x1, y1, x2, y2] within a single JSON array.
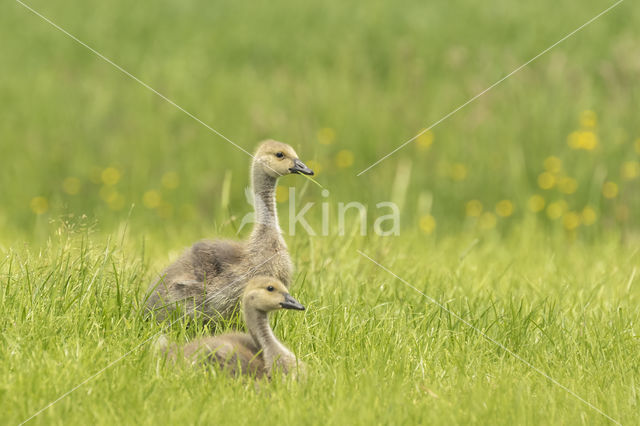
[[280, 294, 305, 311], [289, 159, 314, 176]]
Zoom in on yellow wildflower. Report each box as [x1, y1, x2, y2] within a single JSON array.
[[538, 172, 556, 190], [416, 130, 434, 151], [568, 131, 597, 150], [621, 161, 640, 181], [99, 186, 117, 203], [578, 131, 598, 150], [465, 200, 483, 217], [546, 200, 567, 220], [580, 110, 597, 129], [335, 150, 354, 168], [275, 186, 289, 203], [100, 187, 125, 210], [528, 195, 545, 212], [30, 196, 49, 215], [557, 177, 578, 194], [101, 167, 121, 186], [107, 193, 125, 211], [495, 200, 514, 217], [479, 212, 497, 230], [143, 190, 162, 209], [567, 132, 581, 149], [602, 182, 618, 199], [543, 156, 562, 173], [161, 172, 180, 189], [449, 163, 468, 182], [419, 214, 436, 234], [563, 211, 581, 230], [317, 128, 336, 145], [62, 177, 81, 195], [581, 206, 597, 225]]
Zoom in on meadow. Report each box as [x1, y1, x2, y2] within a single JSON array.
[[1, 0, 639, 424]]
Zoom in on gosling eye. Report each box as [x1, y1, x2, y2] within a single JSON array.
[[275, 152, 284, 159], [266, 285, 275, 292]]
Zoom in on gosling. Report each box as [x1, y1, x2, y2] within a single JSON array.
[[145, 140, 313, 322], [164, 276, 306, 378]]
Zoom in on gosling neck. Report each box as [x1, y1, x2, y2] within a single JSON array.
[[244, 304, 292, 368], [249, 162, 281, 239]]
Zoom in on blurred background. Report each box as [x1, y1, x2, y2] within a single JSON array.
[[1, 0, 638, 243]]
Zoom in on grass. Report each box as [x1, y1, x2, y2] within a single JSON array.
[[1, 229, 639, 424], [2, 0, 640, 424]]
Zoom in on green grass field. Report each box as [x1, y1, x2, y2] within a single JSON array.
[[1, 0, 639, 424]]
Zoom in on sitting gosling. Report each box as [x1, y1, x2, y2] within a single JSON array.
[[144, 140, 313, 322], [166, 276, 305, 378]]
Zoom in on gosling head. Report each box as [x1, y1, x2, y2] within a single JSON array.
[[254, 140, 314, 178], [243, 276, 305, 313]]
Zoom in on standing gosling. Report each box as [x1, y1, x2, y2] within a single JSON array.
[[145, 140, 314, 322], [166, 276, 306, 378]]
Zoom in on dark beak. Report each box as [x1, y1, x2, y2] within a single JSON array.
[[289, 159, 314, 176], [280, 294, 305, 311]]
